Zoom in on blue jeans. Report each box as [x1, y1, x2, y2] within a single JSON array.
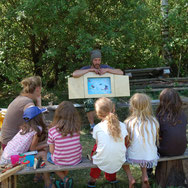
[[47, 152, 55, 165]]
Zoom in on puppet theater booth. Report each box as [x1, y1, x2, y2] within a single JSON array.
[[68, 72, 130, 99]]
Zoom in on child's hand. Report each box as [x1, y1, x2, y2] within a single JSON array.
[[125, 136, 130, 148]]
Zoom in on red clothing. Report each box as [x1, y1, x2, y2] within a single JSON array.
[[89, 144, 116, 181]]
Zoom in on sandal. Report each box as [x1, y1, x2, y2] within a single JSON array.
[[64, 177, 73, 188], [55, 177, 73, 188]]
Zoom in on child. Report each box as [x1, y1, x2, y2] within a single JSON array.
[[87, 97, 128, 188], [0, 106, 53, 188], [0, 106, 47, 163], [123, 93, 159, 188], [47, 101, 82, 188], [156, 88, 187, 156]]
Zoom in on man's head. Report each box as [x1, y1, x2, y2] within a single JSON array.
[[91, 49, 101, 69]]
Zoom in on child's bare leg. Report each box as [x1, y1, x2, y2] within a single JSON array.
[[36, 150, 47, 161], [55, 170, 69, 180], [122, 165, 135, 188], [140, 167, 150, 188], [43, 172, 55, 188]]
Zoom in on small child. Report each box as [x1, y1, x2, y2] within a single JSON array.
[[47, 101, 82, 188], [0, 106, 47, 164], [87, 97, 128, 188], [0, 106, 53, 188], [123, 93, 159, 188], [156, 88, 187, 156]]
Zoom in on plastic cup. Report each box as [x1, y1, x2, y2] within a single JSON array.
[[11, 155, 19, 165], [25, 155, 35, 167]]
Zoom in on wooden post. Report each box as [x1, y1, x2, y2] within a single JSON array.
[[155, 160, 185, 188]]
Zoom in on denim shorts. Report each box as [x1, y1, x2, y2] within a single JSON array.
[[47, 152, 55, 165]]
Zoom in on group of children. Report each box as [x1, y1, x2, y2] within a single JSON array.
[[0, 88, 187, 188]]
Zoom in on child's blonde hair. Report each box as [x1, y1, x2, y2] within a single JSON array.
[[125, 93, 159, 146], [95, 97, 122, 142], [21, 76, 42, 94], [51, 101, 81, 137]]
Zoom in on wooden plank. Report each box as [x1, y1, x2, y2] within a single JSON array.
[[1, 178, 8, 188], [14, 175, 17, 188], [124, 67, 170, 73], [8, 177, 11, 188], [0, 164, 25, 182], [16, 148, 188, 175], [134, 87, 188, 92]]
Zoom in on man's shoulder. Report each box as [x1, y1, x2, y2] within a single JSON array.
[[80, 66, 91, 70], [100, 64, 113, 69]]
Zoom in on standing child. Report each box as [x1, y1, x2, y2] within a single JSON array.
[[87, 97, 128, 188], [123, 93, 159, 188], [47, 101, 82, 188], [0, 106, 53, 188]]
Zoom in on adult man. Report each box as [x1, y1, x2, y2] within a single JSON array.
[[73, 49, 123, 130]]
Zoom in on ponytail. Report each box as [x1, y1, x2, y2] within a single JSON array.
[[106, 112, 122, 142]]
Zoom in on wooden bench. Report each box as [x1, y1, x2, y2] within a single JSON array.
[[11, 148, 188, 188], [124, 67, 170, 79], [15, 148, 188, 175]]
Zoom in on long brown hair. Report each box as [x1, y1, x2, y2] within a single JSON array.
[[156, 88, 182, 126], [20, 114, 47, 139], [125, 93, 159, 146], [21, 76, 42, 94], [95, 97, 122, 142], [51, 101, 81, 137]]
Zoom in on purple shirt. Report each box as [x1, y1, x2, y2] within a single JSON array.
[[80, 64, 113, 70]]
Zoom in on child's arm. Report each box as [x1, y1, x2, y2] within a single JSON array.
[[49, 144, 55, 155], [30, 134, 39, 151], [125, 135, 130, 148]]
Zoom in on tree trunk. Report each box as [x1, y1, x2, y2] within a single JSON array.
[[161, 0, 173, 67]]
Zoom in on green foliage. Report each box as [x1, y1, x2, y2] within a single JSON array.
[[0, 0, 187, 96]]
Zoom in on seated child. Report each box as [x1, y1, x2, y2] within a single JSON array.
[[156, 88, 187, 156], [87, 97, 128, 188], [0, 106, 53, 188], [123, 93, 159, 188], [47, 101, 82, 188]]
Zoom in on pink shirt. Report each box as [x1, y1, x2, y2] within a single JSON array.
[[47, 126, 82, 166], [0, 129, 37, 164]]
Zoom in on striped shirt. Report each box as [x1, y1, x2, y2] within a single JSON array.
[[0, 127, 39, 164], [47, 126, 82, 166]]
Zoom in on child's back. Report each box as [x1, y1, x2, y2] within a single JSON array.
[[93, 120, 127, 173], [156, 88, 187, 157], [48, 126, 82, 165], [1, 127, 39, 164], [123, 93, 159, 188], [126, 117, 158, 167], [87, 97, 128, 187], [47, 101, 82, 187]]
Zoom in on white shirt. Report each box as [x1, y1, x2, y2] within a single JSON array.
[[126, 119, 159, 166], [92, 120, 128, 173]]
